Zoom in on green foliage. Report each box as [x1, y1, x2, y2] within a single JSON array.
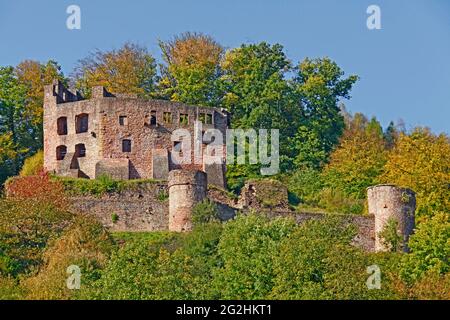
[[192, 199, 219, 225], [89, 223, 222, 300], [111, 231, 172, 244], [271, 217, 378, 299], [291, 58, 359, 168], [111, 213, 119, 224], [379, 218, 403, 252], [0, 199, 73, 276], [322, 113, 387, 200], [401, 212, 449, 283], [87, 235, 174, 300], [221, 42, 300, 175], [22, 215, 114, 300], [317, 188, 365, 214], [212, 213, 296, 299], [0, 277, 24, 300], [53, 175, 161, 196], [156, 189, 169, 202], [0, 66, 28, 185], [285, 167, 324, 207], [158, 32, 223, 106], [19, 150, 43, 177]]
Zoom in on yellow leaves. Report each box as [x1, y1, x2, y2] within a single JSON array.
[[15, 60, 63, 126], [75, 43, 156, 98], [0, 133, 21, 161], [160, 32, 223, 68], [381, 128, 450, 216]]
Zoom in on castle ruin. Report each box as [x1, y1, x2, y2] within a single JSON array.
[[43, 80, 229, 188], [42, 81, 417, 253]]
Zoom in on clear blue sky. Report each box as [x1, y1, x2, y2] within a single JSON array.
[[1, 0, 449, 134]]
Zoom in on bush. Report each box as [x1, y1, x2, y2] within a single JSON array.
[[22, 215, 114, 300], [1, 172, 73, 276], [111, 213, 119, 224], [5, 172, 67, 210], [286, 167, 324, 207], [212, 213, 296, 299], [318, 188, 365, 214], [271, 217, 357, 299], [401, 212, 449, 283], [89, 233, 179, 299], [192, 199, 219, 225], [378, 218, 403, 252], [19, 150, 43, 177], [53, 175, 161, 196], [0, 276, 24, 300], [0, 199, 73, 276]]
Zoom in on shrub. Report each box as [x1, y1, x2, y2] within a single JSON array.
[[111, 213, 119, 224], [286, 167, 323, 207], [317, 188, 365, 214], [379, 218, 403, 252], [271, 217, 357, 299], [156, 189, 169, 202], [5, 172, 67, 210], [19, 150, 43, 177], [0, 276, 24, 300], [0, 199, 73, 276], [401, 212, 449, 283], [192, 199, 219, 225], [22, 215, 114, 300], [212, 213, 296, 299]]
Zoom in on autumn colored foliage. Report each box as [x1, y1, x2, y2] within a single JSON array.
[[5, 171, 67, 210]]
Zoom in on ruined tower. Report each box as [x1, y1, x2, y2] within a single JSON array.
[[367, 184, 416, 252], [168, 170, 207, 232]]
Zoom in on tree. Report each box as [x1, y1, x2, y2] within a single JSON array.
[[158, 32, 223, 106], [321, 113, 387, 199], [381, 128, 450, 217], [15, 60, 66, 150], [0, 66, 28, 183], [220, 42, 300, 181], [73, 43, 157, 98], [291, 58, 359, 168], [0, 174, 71, 276], [19, 150, 43, 177], [0, 133, 20, 184]]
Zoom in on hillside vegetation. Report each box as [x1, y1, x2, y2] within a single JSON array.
[[0, 34, 449, 300]]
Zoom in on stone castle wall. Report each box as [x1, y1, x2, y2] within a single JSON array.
[[67, 179, 389, 252], [43, 81, 228, 187]]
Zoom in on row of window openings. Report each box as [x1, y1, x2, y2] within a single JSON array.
[[57, 112, 213, 136], [119, 112, 213, 127], [56, 140, 132, 161], [56, 139, 213, 161], [57, 114, 88, 135]]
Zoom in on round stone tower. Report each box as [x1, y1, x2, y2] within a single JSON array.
[[367, 184, 416, 252], [168, 170, 207, 232]]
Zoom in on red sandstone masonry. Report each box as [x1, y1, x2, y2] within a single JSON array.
[[44, 81, 228, 186]]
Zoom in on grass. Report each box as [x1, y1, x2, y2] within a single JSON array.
[[208, 184, 238, 200], [52, 175, 165, 197], [112, 231, 175, 244]]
